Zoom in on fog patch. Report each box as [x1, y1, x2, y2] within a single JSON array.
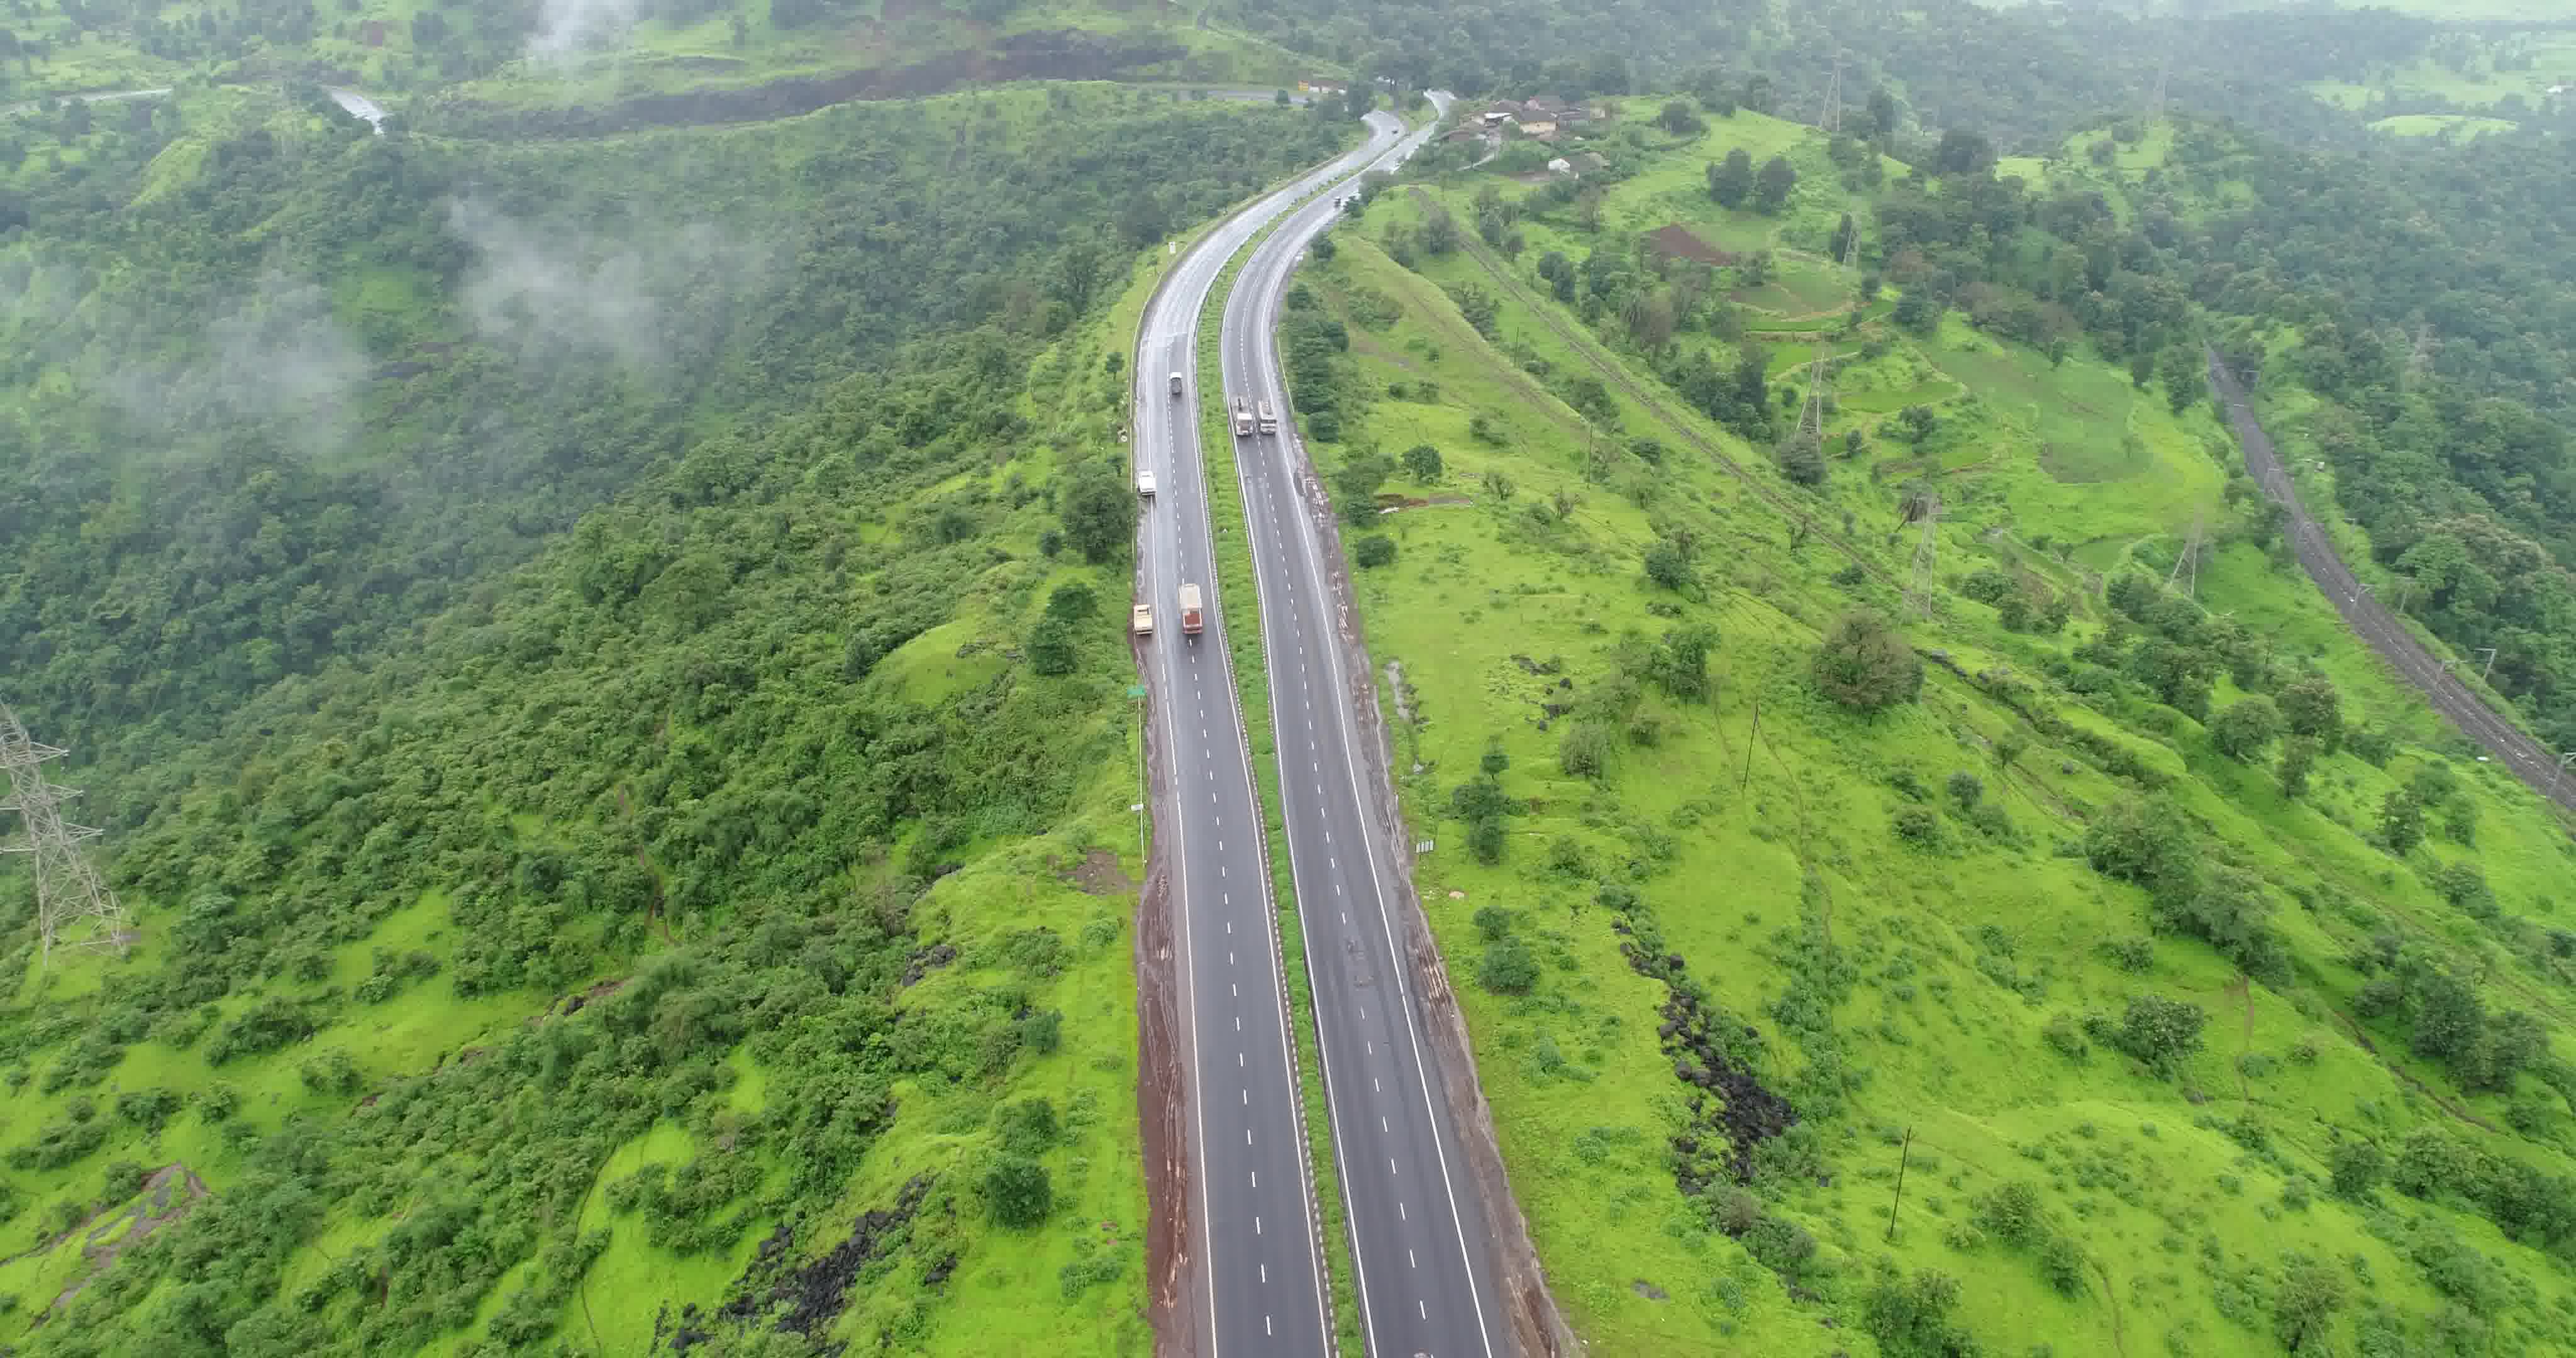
[[447, 196, 769, 369], [101, 275, 369, 461], [527, 0, 641, 65]]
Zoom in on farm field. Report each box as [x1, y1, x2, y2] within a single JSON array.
[[1266, 103, 2576, 1356]]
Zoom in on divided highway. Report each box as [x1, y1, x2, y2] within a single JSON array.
[[1219, 96, 1516, 1357], [1131, 109, 1409, 1356], [2209, 355, 2576, 815]]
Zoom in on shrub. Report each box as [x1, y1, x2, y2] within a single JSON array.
[[2113, 995, 2206, 1075], [1019, 1008, 1062, 1055], [994, 1098, 1060, 1156], [1945, 771, 1984, 807], [1472, 905, 1513, 941], [1975, 1180, 2043, 1245], [1352, 536, 1397, 568], [1560, 722, 1616, 781], [1479, 939, 1540, 995], [985, 1156, 1053, 1227], [2042, 1013, 2088, 1061], [1467, 815, 1506, 864], [1891, 807, 1941, 847], [1812, 611, 1923, 712], [2037, 1235, 2087, 1296]]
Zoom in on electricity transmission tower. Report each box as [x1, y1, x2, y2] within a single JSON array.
[[2165, 514, 2206, 600], [1, 705, 132, 961], [2405, 322, 2436, 384], [2148, 48, 2170, 120], [1821, 54, 1843, 136], [1906, 492, 1943, 616]]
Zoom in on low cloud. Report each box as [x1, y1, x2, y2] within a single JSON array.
[[447, 197, 769, 369], [526, 0, 642, 65], [101, 275, 369, 461]]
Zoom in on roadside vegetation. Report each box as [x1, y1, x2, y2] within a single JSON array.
[[0, 85, 1360, 1354], [1280, 97, 2576, 1356]]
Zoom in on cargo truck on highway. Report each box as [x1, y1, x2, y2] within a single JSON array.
[[1177, 583, 1203, 640], [1169, 371, 1184, 397], [1256, 400, 1278, 435], [1132, 602, 1153, 636], [1232, 399, 1253, 439], [1136, 467, 1156, 499]]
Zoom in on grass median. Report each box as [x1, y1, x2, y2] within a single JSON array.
[[1192, 201, 1371, 1358]]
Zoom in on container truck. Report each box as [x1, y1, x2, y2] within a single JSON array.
[[1177, 583, 1204, 639], [1136, 467, 1156, 499], [1232, 400, 1253, 439], [1256, 400, 1278, 436]]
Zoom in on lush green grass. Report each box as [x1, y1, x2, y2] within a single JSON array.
[[1277, 116, 2576, 1355], [2310, 33, 2576, 112], [2367, 113, 2523, 138]]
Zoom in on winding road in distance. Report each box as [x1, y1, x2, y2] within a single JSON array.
[[1220, 93, 1516, 1358], [2209, 354, 2575, 815], [1130, 108, 1410, 1357]]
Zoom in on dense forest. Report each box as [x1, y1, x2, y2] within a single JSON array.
[[0, 84, 1348, 810]]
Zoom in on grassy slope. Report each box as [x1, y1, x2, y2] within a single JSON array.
[[1272, 106, 2576, 1355], [2309, 32, 2576, 114]]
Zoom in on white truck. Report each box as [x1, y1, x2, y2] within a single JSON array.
[[1136, 467, 1157, 498], [1232, 399, 1254, 439], [1256, 400, 1278, 436], [1132, 602, 1154, 636]]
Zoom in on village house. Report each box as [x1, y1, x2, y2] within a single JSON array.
[[1516, 119, 1559, 138]]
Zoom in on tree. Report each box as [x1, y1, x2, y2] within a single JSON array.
[[1480, 737, 1509, 778], [1642, 541, 1695, 592], [2278, 736, 2318, 800], [1776, 433, 1826, 487], [1708, 148, 1753, 209], [2276, 675, 2342, 748], [2275, 1254, 2347, 1352], [2379, 789, 2425, 854], [1933, 128, 1996, 175], [1753, 155, 1799, 214], [1333, 453, 1393, 524], [2329, 1139, 2387, 1199], [1059, 461, 1133, 565], [1025, 617, 1076, 675], [1402, 443, 1443, 483], [984, 1156, 1052, 1227], [1863, 1268, 1975, 1358], [1812, 611, 1923, 712], [1045, 583, 1098, 621], [1656, 99, 1704, 135], [2210, 695, 2283, 759], [1352, 536, 1396, 568], [2114, 995, 2207, 1075], [2157, 345, 2202, 413]]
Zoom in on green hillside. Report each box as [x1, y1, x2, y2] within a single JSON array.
[[0, 84, 1367, 1354], [1285, 102, 2576, 1356]]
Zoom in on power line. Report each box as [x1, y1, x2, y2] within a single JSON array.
[[1, 704, 133, 962]]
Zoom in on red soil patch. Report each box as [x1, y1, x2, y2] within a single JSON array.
[[1643, 223, 1739, 266]]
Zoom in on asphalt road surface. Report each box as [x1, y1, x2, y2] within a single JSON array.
[[1219, 96, 1516, 1358], [1132, 109, 1409, 1357], [2208, 353, 2575, 814]]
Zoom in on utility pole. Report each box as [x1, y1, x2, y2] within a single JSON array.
[[1, 704, 133, 963], [1886, 1126, 1914, 1240]]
